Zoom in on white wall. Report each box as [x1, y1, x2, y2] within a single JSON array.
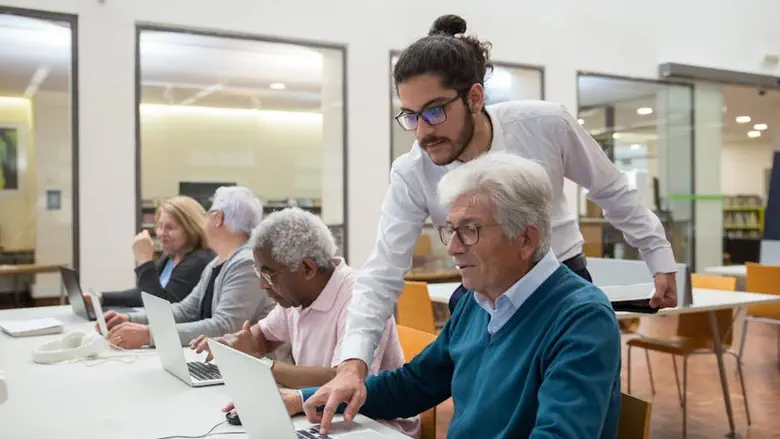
[[4, 0, 780, 291], [722, 140, 777, 197]]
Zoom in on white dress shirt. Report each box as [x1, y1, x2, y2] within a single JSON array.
[[473, 249, 561, 335], [342, 100, 676, 366]]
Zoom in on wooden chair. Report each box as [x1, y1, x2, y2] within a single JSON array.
[[396, 281, 436, 334], [740, 263, 780, 364], [396, 325, 437, 439], [617, 392, 652, 439], [625, 274, 749, 436]]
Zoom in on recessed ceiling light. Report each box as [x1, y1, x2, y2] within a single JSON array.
[[630, 144, 642, 150], [612, 133, 622, 139], [748, 130, 761, 138], [636, 107, 653, 115], [577, 118, 585, 125], [269, 83, 286, 90], [754, 123, 768, 131], [736, 116, 751, 124]]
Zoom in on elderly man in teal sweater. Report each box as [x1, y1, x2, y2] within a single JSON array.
[[284, 151, 622, 438]]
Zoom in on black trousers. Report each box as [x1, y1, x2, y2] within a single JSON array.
[[447, 253, 592, 314]]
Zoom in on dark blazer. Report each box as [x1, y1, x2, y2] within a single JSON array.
[[101, 248, 216, 308]]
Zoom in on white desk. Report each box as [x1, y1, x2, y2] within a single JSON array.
[[427, 282, 780, 319], [704, 265, 747, 277], [0, 306, 408, 439], [426, 281, 780, 438]]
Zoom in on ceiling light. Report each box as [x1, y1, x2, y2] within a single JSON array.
[[577, 119, 585, 125], [754, 123, 768, 131], [612, 133, 622, 139], [269, 83, 286, 90], [630, 144, 642, 150], [736, 116, 751, 124], [636, 107, 653, 115], [748, 131, 761, 138]]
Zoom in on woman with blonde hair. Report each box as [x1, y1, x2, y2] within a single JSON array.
[[97, 196, 215, 308]]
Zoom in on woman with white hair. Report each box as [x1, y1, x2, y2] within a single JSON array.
[[102, 186, 278, 349]]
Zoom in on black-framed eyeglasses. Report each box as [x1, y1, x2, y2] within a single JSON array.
[[436, 223, 500, 246], [253, 264, 278, 286], [394, 94, 464, 131]]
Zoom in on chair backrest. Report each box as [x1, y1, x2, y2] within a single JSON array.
[[396, 281, 436, 334], [396, 325, 437, 439], [675, 275, 736, 347], [746, 262, 780, 319], [618, 392, 652, 439], [691, 273, 736, 291]]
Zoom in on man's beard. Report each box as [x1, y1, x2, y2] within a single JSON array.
[[422, 111, 476, 166]]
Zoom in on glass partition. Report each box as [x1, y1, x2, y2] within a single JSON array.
[[577, 74, 694, 266], [0, 9, 78, 307], [137, 28, 347, 257]]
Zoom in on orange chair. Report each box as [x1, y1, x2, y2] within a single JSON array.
[[396, 325, 437, 439], [617, 392, 652, 439], [396, 281, 436, 334], [626, 274, 748, 436], [740, 263, 780, 363]]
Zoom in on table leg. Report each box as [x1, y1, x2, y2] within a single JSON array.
[[709, 310, 738, 438]]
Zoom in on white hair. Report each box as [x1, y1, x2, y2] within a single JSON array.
[[437, 152, 553, 261], [209, 186, 264, 236], [249, 207, 337, 271]]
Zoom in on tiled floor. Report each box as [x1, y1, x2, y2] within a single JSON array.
[[433, 313, 780, 439]]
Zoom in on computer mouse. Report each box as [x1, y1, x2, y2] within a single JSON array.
[[226, 411, 242, 426]]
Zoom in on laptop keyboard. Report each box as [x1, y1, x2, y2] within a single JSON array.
[[187, 362, 222, 381], [296, 427, 332, 439]]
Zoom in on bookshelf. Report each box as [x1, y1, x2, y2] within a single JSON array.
[[723, 194, 764, 264], [723, 195, 765, 239]]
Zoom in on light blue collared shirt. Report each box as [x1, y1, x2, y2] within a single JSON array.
[[473, 249, 561, 335]]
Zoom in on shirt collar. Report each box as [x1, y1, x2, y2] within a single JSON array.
[[445, 105, 507, 171], [473, 249, 560, 311], [304, 257, 349, 313]]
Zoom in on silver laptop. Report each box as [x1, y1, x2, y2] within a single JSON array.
[[142, 292, 223, 387], [208, 340, 389, 439]]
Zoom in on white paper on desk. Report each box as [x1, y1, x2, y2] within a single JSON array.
[[0, 317, 64, 337], [600, 283, 655, 303]]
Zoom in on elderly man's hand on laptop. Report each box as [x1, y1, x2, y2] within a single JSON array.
[[281, 389, 304, 416], [190, 320, 262, 361], [99, 310, 129, 332], [107, 322, 150, 349]]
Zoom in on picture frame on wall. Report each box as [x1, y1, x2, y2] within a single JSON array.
[[0, 125, 21, 191]]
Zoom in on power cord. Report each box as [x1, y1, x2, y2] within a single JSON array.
[[153, 420, 244, 439], [73, 340, 156, 367]]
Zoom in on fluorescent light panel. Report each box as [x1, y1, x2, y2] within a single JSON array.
[[139, 103, 322, 122]]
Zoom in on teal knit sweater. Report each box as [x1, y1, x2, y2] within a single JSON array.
[[303, 266, 622, 438]]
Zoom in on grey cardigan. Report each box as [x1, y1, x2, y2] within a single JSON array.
[[130, 243, 276, 346]]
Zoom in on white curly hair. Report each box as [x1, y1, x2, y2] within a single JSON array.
[[249, 207, 337, 271]]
